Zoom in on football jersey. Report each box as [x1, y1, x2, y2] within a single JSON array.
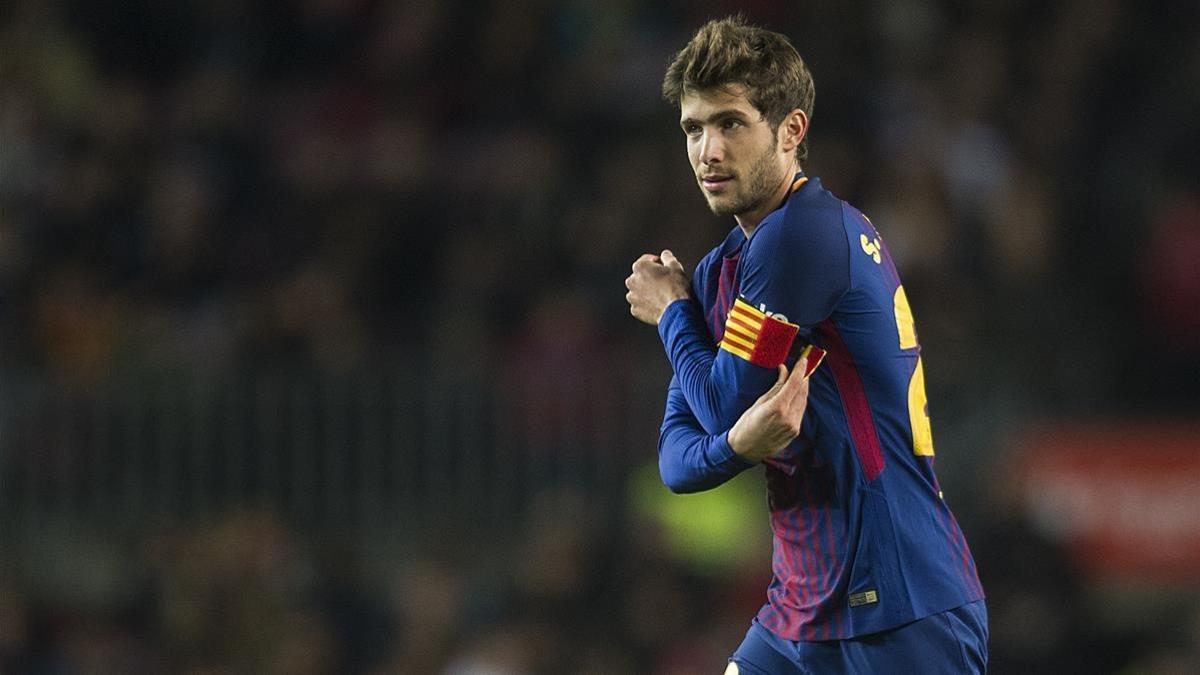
[[656, 174, 984, 640]]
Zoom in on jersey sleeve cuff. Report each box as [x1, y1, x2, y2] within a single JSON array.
[[657, 298, 694, 339], [713, 431, 757, 469]]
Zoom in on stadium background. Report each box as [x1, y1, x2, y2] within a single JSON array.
[[1, 0, 1198, 672]]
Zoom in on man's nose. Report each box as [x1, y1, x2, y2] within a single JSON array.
[[700, 131, 723, 165]]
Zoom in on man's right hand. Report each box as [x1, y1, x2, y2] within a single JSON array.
[[624, 250, 691, 326], [727, 356, 811, 462]]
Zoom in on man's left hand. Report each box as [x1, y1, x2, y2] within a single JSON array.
[[625, 250, 691, 325], [727, 357, 811, 462]]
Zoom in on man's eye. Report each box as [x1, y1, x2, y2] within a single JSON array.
[[723, 119, 742, 130], [684, 124, 701, 135]]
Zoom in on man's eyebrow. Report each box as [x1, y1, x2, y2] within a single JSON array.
[[680, 109, 750, 126]]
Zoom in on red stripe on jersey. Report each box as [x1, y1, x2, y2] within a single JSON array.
[[712, 255, 740, 339], [820, 319, 886, 482], [761, 464, 849, 642], [798, 470, 827, 640], [770, 468, 809, 637], [791, 495, 817, 640], [821, 486, 844, 639]]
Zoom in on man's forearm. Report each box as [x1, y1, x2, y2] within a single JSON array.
[[658, 379, 755, 493], [657, 299, 774, 434]]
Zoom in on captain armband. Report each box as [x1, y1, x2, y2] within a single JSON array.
[[718, 298, 800, 369]]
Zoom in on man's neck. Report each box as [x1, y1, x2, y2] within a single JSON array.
[[734, 165, 800, 239]]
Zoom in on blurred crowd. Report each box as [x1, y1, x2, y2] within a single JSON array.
[[2, 0, 1199, 673], [0, 500, 773, 673], [3, 499, 1200, 674], [3, 0, 1198, 400]]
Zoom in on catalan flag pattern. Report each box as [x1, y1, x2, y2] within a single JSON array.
[[719, 298, 800, 369]]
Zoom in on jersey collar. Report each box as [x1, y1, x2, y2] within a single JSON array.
[[788, 171, 808, 196]]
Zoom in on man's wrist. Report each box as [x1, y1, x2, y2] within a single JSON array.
[[656, 296, 692, 325], [727, 423, 745, 456], [719, 430, 758, 467]]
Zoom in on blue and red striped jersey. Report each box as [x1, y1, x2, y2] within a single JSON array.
[[655, 174, 984, 641]]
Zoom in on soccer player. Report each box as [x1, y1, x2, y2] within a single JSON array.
[[624, 17, 987, 674]]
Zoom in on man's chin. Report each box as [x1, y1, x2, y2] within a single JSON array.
[[702, 193, 730, 214], [704, 195, 746, 217]]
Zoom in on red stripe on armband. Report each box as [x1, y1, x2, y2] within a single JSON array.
[[748, 314, 799, 368], [802, 345, 827, 377]]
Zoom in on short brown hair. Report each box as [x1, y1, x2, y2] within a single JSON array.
[[662, 16, 815, 164]]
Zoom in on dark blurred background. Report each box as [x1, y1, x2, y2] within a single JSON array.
[[1, 0, 1199, 673]]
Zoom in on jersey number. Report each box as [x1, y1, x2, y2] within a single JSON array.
[[894, 286, 935, 456]]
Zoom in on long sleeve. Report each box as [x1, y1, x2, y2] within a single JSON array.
[[657, 298, 777, 434], [656, 200, 850, 436], [657, 376, 756, 493]]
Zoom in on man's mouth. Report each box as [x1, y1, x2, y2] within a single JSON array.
[[701, 174, 733, 191]]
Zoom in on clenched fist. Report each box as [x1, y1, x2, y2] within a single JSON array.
[[625, 250, 691, 325]]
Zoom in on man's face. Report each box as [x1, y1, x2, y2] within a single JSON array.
[[680, 86, 786, 217]]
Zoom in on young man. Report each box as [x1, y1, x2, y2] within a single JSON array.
[[624, 17, 987, 674]]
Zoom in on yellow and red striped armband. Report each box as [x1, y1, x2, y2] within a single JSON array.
[[719, 298, 800, 369]]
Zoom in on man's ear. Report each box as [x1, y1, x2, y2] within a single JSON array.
[[779, 109, 808, 154]]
